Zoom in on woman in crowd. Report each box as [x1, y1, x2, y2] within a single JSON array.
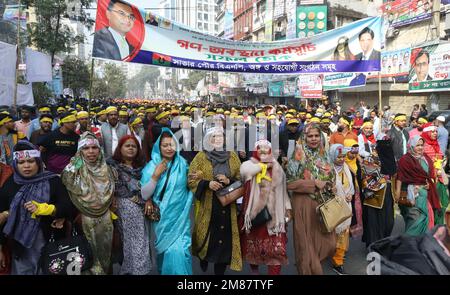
[[343, 139, 363, 238], [108, 135, 151, 275], [188, 126, 242, 275], [61, 132, 117, 275], [239, 139, 292, 275], [421, 123, 449, 225], [396, 135, 439, 235], [329, 144, 354, 275], [286, 123, 336, 275], [140, 128, 193, 275], [0, 141, 74, 274]]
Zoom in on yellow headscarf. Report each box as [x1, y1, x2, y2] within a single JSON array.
[[343, 139, 358, 173]]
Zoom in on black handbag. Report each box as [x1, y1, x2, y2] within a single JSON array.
[[39, 226, 93, 275], [251, 206, 272, 227]]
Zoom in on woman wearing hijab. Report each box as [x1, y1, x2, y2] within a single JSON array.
[[140, 128, 193, 275], [0, 141, 74, 275], [61, 132, 117, 275], [286, 123, 336, 275], [396, 135, 440, 236], [421, 123, 449, 225], [343, 139, 364, 239], [329, 144, 354, 275], [107, 135, 151, 275], [188, 126, 242, 275], [239, 139, 292, 275]]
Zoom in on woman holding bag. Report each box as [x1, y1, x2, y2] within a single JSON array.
[[188, 126, 242, 275], [239, 139, 291, 275], [286, 123, 336, 275], [141, 128, 193, 275]]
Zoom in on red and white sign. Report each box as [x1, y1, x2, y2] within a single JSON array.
[[297, 74, 323, 99]]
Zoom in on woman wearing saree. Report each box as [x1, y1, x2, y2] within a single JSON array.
[[61, 132, 117, 275], [239, 139, 292, 275], [141, 128, 193, 275], [396, 135, 440, 236], [108, 135, 151, 275], [421, 123, 449, 225], [286, 123, 336, 275], [188, 126, 242, 275]]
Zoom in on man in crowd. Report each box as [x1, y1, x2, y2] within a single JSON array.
[[280, 118, 302, 167], [408, 117, 427, 138], [30, 114, 54, 147], [0, 112, 27, 165], [435, 116, 448, 154], [387, 113, 410, 164], [27, 105, 59, 138], [329, 116, 358, 145], [14, 105, 33, 136], [101, 106, 130, 159], [39, 112, 80, 174], [76, 111, 103, 144]]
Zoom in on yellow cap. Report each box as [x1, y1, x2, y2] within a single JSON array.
[[138, 113, 145, 118], [216, 108, 224, 114], [206, 111, 216, 117], [106, 106, 118, 114], [130, 117, 142, 126], [268, 114, 277, 120], [145, 107, 157, 113], [256, 112, 266, 118], [288, 109, 297, 114], [344, 139, 358, 148], [97, 110, 107, 116], [224, 111, 231, 115], [288, 118, 300, 125], [310, 117, 321, 123], [171, 109, 180, 115], [285, 114, 294, 119], [306, 114, 312, 119], [57, 107, 65, 112], [77, 111, 89, 119], [321, 118, 331, 124], [323, 112, 332, 118], [418, 117, 428, 124], [119, 110, 128, 117]]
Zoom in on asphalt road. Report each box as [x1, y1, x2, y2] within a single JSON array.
[[115, 205, 406, 275]]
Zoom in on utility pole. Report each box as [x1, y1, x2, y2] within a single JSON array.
[[12, 0, 21, 109], [432, 0, 441, 39]]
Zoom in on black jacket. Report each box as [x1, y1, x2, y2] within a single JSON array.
[[387, 126, 409, 164]]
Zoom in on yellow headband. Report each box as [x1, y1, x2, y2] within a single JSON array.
[[39, 107, 51, 112], [130, 117, 142, 126], [394, 115, 407, 121], [340, 118, 351, 126], [40, 117, 53, 124], [145, 107, 156, 113], [97, 110, 107, 116], [310, 117, 321, 123], [155, 111, 170, 121], [321, 118, 331, 123], [0, 116, 12, 126], [77, 111, 89, 119], [61, 114, 77, 123], [106, 106, 118, 114], [119, 110, 128, 116], [417, 117, 428, 124], [57, 107, 65, 112], [362, 121, 373, 129]]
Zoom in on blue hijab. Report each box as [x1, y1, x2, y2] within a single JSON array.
[[141, 128, 193, 274]]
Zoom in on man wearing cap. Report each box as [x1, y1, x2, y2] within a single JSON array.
[[76, 111, 103, 144], [129, 116, 145, 147], [330, 116, 358, 145], [387, 113, 409, 164], [435, 116, 448, 155], [101, 106, 130, 159], [14, 105, 33, 136], [151, 111, 171, 143], [39, 112, 80, 174], [30, 114, 54, 147], [119, 110, 129, 125], [0, 113, 27, 165], [280, 118, 302, 166], [27, 105, 59, 139], [95, 109, 108, 127], [408, 117, 428, 138]]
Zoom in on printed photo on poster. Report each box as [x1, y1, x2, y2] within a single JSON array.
[[93, 0, 145, 61]]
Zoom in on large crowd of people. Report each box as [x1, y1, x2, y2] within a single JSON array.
[[0, 97, 449, 275]]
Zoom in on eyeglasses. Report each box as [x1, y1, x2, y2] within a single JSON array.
[[111, 9, 136, 22]]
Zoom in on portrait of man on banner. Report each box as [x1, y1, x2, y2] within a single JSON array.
[[93, 0, 143, 61], [355, 27, 381, 61], [410, 48, 433, 82]]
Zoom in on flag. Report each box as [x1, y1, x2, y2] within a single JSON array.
[[25, 47, 52, 82]]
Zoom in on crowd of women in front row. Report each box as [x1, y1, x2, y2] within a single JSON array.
[[0, 122, 449, 275]]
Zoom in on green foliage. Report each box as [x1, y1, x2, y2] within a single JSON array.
[[32, 82, 53, 105], [127, 65, 160, 97], [102, 63, 127, 98], [91, 78, 109, 100], [182, 70, 206, 91], [62, 56, 90, 97]]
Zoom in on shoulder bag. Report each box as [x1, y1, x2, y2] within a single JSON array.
[[216, 180, 244, 207], [39, 226, 93, 275], [251, 206, 272, 227]]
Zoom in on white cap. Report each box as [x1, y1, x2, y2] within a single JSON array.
[[436, 115, 446, 122]]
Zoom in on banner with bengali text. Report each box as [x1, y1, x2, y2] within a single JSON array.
[[323, 73, 367, 90], [93, 0, 382, 74]]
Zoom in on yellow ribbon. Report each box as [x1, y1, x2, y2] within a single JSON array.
[[256, 163, 272, 184], [0, 117, 12, 126], [60, 114, 77, 123], [39, 117, 53, 124], [39, 107, 51, 112]]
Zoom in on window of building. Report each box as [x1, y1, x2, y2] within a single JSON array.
[[204, 4, 208, 11], [198, 13, 202, 20], [204, 13, 208, 21], [198, 22, 203, 29], [198, 3, 202, 11], [215, 24, 219, 31]]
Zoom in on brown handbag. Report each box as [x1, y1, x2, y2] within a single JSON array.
[[216, 181, 244, 207], [397, 190, 414, 207]]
